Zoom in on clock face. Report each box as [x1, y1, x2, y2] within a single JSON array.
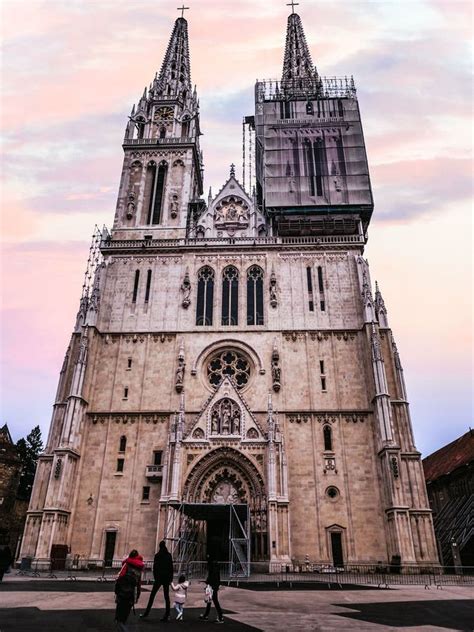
[[155, 106, 174, 122]]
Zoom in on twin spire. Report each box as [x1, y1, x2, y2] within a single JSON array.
[[148, 9, 316, 100]]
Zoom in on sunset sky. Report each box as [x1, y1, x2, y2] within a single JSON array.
[[1, 0, 472, 456]]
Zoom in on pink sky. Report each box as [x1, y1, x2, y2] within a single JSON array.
[[1, 0, 472, 456]]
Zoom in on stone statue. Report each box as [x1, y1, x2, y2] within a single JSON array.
[[170, 194, 179, 219], [180, 269, 191, 309], [126, 192, 136, 220], [269, 270, 278, 308], [211, 411, 219, 434], [221, 404, 231, 434], [231, 409, 240, 434]]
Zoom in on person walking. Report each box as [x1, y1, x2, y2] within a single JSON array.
[[140, 540, 173, 621], [199, 556, 224, 624], [171, 573, 190, 621], [114, 549, 144, 632]]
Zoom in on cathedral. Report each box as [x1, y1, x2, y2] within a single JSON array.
[[20, 10, 439, 571]]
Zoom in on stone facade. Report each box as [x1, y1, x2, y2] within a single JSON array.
[[21, 13, 438, 568]]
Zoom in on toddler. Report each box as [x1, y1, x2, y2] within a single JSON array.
[[171, 574, 189, 621]]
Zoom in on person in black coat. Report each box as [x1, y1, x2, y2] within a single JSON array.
[[199, 556, 224, 623], [140, 540, 173, 621]]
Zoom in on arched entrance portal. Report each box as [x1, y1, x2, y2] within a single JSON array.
[[183, 448, 268, 562]]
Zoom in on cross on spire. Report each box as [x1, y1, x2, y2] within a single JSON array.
[[286, 0, 299, 13], [177, 4, 189, 18]]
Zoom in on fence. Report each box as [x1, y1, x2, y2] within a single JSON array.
[[14, 558, 474, 589]]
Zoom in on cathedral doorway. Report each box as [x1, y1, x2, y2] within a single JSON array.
[[179, 447, 268, 564]]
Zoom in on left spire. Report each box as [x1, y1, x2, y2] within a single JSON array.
[[153, 16, 192, 98]]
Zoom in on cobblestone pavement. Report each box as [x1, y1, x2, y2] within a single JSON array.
[[0, 578, 472, 631]]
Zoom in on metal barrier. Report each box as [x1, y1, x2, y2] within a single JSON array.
[[12, 559, 474, 589]]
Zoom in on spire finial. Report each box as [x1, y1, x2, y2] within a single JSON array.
[[177, 4, 189, 18], [230, 163, 236, 177], [281, 6, 316, 83], [286, 1, 299, 14]]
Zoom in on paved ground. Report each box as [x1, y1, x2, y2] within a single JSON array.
[[0, 577, 472, 631]]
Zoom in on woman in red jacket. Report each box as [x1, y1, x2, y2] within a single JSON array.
[[114, 549, 145, 631]]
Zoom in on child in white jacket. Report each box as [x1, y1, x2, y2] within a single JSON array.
[[171, 574, 190, 621]]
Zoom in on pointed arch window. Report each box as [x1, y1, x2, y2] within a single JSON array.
[[159, 126, 166, 139], [247, 266, 264, 326], [222, 266, 239, 326], [323, 425, 333, 451], [146, 161, 167, 225], [196, 266, 214, 326]]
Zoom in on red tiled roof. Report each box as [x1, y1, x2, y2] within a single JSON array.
[[423, 430, 474, 483]]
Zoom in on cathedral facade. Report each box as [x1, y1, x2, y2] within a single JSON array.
[[20, 12, 438, 570]]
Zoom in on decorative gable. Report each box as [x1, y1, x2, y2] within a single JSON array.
[[184, 377, 265, 444]]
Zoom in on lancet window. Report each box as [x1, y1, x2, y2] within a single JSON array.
[[323, 425, 333, 451], [222, 266, 239, 326], [132, 270, 140, 303], [196, 266, 215, 326], [119, 436, 127, 452], [247, 266, 264, 325], [146, 161, 167, 225]]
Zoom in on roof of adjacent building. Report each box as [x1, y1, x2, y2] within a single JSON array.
[[423, 429, 474, 483]]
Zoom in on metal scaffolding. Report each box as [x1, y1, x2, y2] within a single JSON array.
[[164, 502, 250, 577]]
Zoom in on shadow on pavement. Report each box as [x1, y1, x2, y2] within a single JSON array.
[[334, 599, 474, 630], [0, 607, 262, 632]]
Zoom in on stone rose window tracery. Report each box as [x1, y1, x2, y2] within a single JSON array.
[[210, 398, 242, 435], [207, 350, 250, 389]]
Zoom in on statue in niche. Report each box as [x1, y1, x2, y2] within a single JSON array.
[[211, 411, 219, 434], [126, 192, 136, 220], [231, 409, 240, 435], [271, 343, 281, 392], [210, 397, 241, 436], [170, 194, 179, 218], [269, 270, 278, 308], [180, 269, 191, 309], [175, 342, 185, 393], [221, 402, 231, 434]]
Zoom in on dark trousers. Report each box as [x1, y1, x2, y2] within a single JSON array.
[[144, 580, 170, 617], [115, 598, 133, 626], [203, 588, 223, 620]]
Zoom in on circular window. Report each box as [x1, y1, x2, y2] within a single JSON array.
[[326, 486, 340, 500], [207, 349, 251, 389]]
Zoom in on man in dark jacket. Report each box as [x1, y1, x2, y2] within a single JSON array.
[[140, 540, 173, 621]]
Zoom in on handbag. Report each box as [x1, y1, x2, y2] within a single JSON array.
[[204, 584, 213, 603]]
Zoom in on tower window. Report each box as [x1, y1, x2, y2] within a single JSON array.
[[321, 376, 327, 391], [142, 486, 150, 501], [153, 450, 163, 466], [320, 360, 324, 374], [145, 269, 152, 303], [123, 387, 129, 399], [222, 266, 239, 326], [116, 458, 124, 473], [247, 266, 264, 325], [196, 266, 215, 326], [132, 270, 140, 303], [159, 126, 166, 139], [147, 163, 167, 225], [323, 425, 332, 451], [306, 266, 314, 312], [136, 117, 145, 139], [119, 436, 127, 453], [127, 358, 132, 370], [306, 101, 314, 115], [317, 266, 326, 312]]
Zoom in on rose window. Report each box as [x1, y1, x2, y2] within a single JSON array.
[[207, 350, 250, 389]]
